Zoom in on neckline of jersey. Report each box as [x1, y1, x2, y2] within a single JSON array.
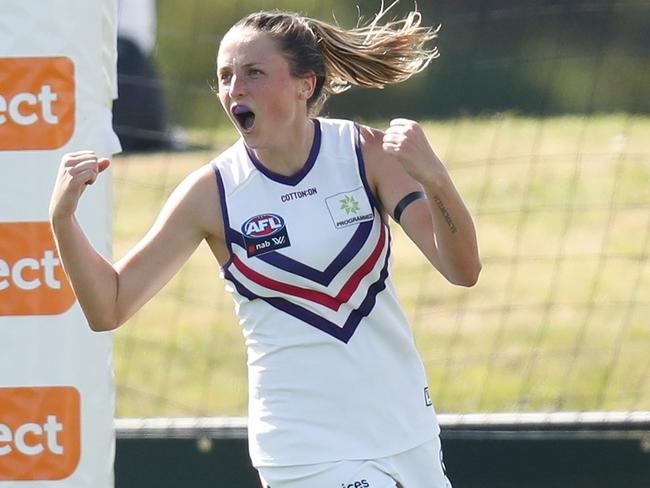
[[244, 118, 322, 187]]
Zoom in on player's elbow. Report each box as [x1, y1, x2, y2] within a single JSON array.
[[87, 317, 118, 332], [450, 261, 482, 287], [86, 310, 121, 332]]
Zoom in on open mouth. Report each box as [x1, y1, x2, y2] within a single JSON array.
[[231, 105, 256, 132]]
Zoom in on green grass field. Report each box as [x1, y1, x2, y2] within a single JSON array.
[[111, 114, 650, 418]]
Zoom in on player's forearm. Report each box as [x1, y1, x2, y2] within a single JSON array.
[[50, 215, 119, 331], [422, 174, 481, 286]]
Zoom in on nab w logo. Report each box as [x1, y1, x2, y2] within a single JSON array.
[[241, 213, 291, 258]]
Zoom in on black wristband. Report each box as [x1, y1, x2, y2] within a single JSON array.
[[393, 191, 426, 224]]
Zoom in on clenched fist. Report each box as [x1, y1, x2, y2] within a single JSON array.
[[382, 118, 445, 186], [49, 151, 111, 221]]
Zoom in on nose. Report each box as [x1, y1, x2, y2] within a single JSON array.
[[228, 74, 246, 99]]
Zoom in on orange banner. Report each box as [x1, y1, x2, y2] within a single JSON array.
[[0, 57, 75, 151], [0, 386, 81, 481], [0, 222, 76, 316]]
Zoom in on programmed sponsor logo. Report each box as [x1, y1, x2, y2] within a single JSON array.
[[241, 213, 291, 257], [325, 187, 373, 229], [0, 57, 75, 150], [0, 387, 81, 481]]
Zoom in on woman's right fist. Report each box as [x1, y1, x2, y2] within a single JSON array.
[[49, 151, 111, 221]]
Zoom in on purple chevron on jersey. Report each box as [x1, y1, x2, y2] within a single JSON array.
[[223, 231, 392, 343], [228, 219, 374, 286]]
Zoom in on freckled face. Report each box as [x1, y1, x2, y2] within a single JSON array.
[[217, 29, 306, 148]]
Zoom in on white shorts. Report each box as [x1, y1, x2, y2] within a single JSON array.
[[257, 437, 452, 488]]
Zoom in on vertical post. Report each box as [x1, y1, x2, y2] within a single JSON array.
[[0, 1, 119, 486]]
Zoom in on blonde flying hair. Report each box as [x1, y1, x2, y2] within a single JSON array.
[[226, 1, 440, 114]]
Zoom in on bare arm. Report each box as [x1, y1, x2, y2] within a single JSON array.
[[362, 120, 481, 286], [49, 151, 224, 331]]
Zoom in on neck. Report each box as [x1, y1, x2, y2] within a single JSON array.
[[252, 118, 315, 176]]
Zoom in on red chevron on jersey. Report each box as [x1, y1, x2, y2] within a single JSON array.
[[230, 219, 386, 311]]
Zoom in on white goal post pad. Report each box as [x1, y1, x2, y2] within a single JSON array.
[[0, 1, 119, 486]]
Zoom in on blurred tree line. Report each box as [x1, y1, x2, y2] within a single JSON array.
[[153, 0, 649, 129]]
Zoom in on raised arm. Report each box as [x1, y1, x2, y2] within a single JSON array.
[[49, 151, 225, 331], [361, 121, 481, 287]]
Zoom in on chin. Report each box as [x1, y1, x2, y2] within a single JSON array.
[[239, 131, 262, 148]]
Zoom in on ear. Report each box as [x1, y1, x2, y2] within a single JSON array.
[[298, 72, 317, 100]]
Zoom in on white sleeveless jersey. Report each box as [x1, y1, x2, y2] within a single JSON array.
[[212, 118, 439, 467]]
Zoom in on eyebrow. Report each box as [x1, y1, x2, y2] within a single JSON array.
[[217, 62, 264, 72]]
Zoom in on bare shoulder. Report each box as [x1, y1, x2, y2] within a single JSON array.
[[163, 162, 224, 240], [356, 124, 390, 195], [357, 124, 386, 162], [177, 162, 219, 201], [356, 123, 422, 213], [357, 123, 407, 176]]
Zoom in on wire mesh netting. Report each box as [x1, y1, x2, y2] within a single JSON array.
[[111, 0, 650, 417]]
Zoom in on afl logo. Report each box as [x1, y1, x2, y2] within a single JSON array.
[[241, 213, 291, 258], [242, 213, 285, 238]]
